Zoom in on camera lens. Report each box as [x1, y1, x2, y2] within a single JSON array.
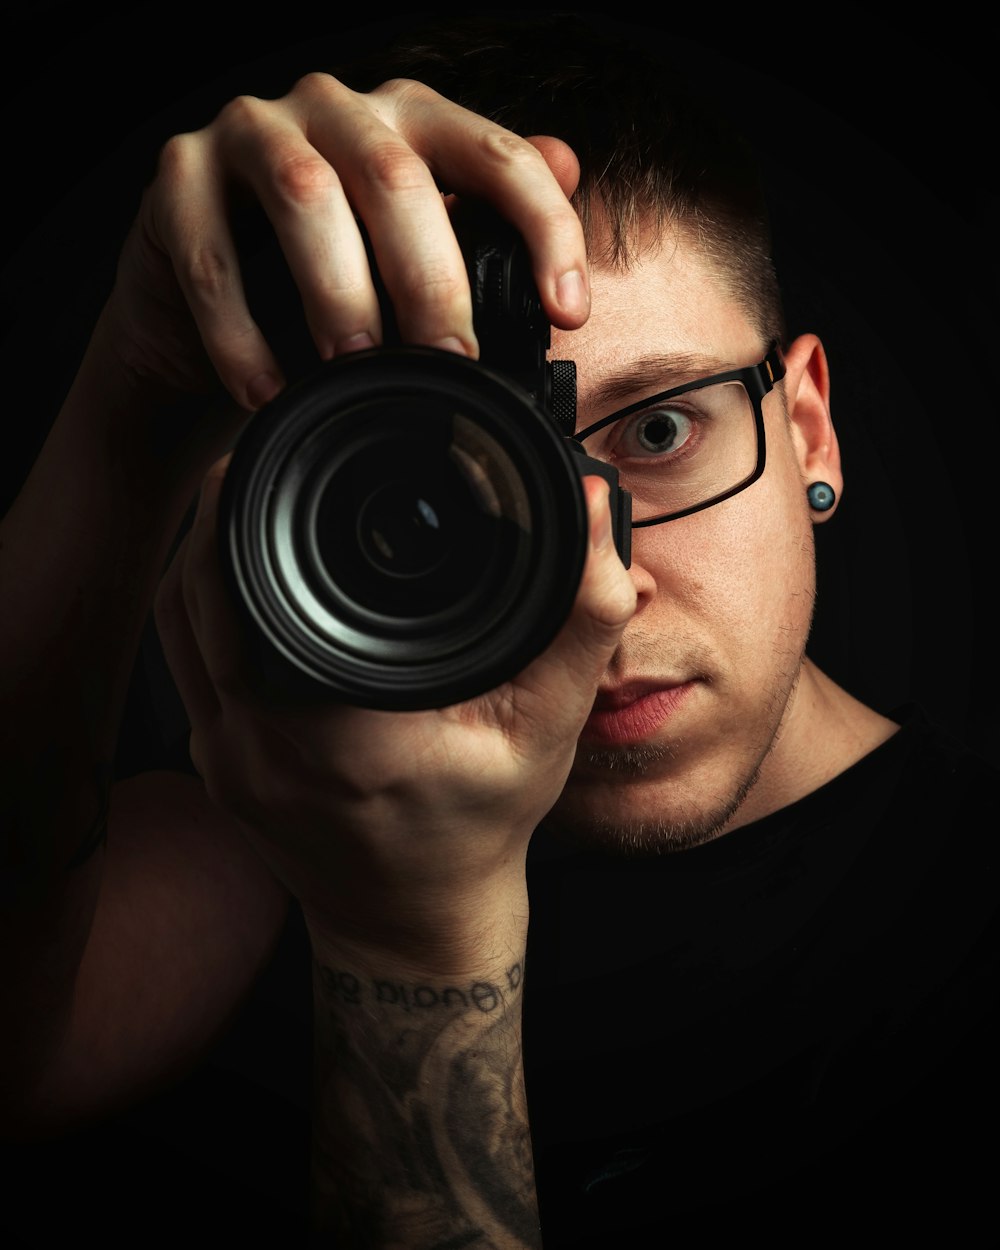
[[300, 402, 529, 622], [219, 347, 588, 710], [355, 485, 449, 579]]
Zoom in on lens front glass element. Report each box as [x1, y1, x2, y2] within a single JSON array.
[[308, 408, 529, 621]]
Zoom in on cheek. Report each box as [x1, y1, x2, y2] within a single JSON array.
[[729, 484, 817, 649], [638, 483, 815, 657], [753, 511, 816, 651]]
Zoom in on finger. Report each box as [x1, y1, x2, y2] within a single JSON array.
[[384, 83, 591, 328], [303, 76, 588, 337], [154, 530, 222, 735], [151, 132, 288, 411], [292, 74, 478, 355], [217, 93, 385, 360], [181, 454, 254, 702], [524, 135, 581, 201], [515, 476, 636, 725]]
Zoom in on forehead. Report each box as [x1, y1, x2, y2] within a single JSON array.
[[552, 228, 764, 418]]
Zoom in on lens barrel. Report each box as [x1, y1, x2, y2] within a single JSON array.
[[218, 345, 591, 710]]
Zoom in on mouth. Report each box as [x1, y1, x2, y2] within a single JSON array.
[[581, 680, 698, 746]]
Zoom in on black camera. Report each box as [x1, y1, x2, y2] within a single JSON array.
[[217, 205, 631, 711]]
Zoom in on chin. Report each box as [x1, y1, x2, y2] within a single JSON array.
[[549, 663, 803, 857], [544, 749, 764, 857]]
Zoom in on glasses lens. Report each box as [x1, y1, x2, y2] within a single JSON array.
[[578, 380, 759, 522]]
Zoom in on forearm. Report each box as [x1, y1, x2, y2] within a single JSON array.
[[0, 309, 241, 1090], [1, 305, 239, 875], [308, 911, 542, 1249]]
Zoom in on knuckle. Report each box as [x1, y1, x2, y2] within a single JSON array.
[[155, 131, 200, 183], [396, 264, 468, 322], [370, 76, 438, 110], [359, 138, 433, 196], [318, 270, 369, 302], [475, 126, 545, 172], [270, 151, 341, 208], [183, 242, 234, 305], [411, 264, 466, 301], [216, 92, 271, 134], [533, 201, 583, 242], [293, 70, 352, 107]]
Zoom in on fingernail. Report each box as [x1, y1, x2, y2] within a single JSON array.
[[246, 371, 282, 410], [591, 481, 612, 550], [336, 332, 376, 354], [433, 335, 476, 357], [556, 269, 590, 317]]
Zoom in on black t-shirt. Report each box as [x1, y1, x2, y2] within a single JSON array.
[[524, 703, 999, 1245], [3, 705, 997, 1246]]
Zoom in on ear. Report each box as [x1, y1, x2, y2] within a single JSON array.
[[782, 333, 842, 522]]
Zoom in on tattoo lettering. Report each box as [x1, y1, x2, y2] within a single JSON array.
[[318, 963, 524, 1016], [319, 966, 363, 1006]]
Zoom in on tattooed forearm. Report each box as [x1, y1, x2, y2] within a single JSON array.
[[309, 957, 541, 1249]]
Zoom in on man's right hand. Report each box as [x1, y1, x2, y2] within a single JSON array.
[[100, 72, 592, 417], [155, 456, 635, 966]]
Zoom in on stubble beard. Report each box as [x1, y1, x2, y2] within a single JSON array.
[[544, 657, 806, 858], [542, 739, 765, 857]]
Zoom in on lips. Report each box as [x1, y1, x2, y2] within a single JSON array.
[[582, 680, 696, 745]]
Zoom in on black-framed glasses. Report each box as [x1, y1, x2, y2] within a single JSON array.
[[573, 343, 786, 527]]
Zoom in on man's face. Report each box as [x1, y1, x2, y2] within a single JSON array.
[[546, 228, 821, 853]]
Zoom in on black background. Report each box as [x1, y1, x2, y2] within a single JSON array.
[[1, 5, 998, 1241]]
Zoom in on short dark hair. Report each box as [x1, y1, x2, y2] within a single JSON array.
[[335, 14, 787, 346]]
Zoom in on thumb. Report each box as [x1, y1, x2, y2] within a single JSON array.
[[573, 473, 637, 655], [516, 476, 636, 722]]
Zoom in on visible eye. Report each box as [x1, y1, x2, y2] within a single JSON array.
[[617, 406, 694, 458]]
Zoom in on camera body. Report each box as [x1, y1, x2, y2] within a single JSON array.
[[217, 204, 631, 710]]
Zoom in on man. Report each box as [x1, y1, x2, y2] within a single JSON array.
[[2, 13, 997, 1248]]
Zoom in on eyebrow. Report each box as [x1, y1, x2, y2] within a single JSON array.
[[583, 351, 736, 412]]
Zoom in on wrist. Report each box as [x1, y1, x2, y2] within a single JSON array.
[[302, 876, 530, 984], [310, 944, 527, 1026]]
